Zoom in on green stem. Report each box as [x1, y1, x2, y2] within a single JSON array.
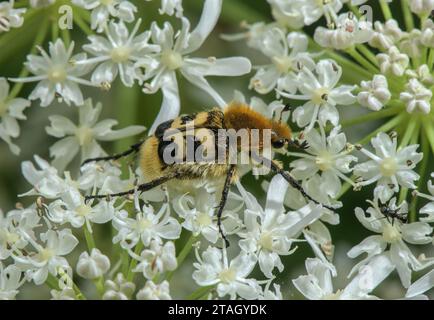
[[347, 47, 378, 74], [357, 113, 406, 145], [166, 235, 196, 282], [379, 0, 393, 20], [423, 118, 434, 155], [428, 49, 434, 68], [341, 107, 402, 128], [73, 11, 93, 36], [121, 249, 130, 277], [401, 0, 415, 31], [324, 50, 372, 82], [337, 179, 353, 199], [410, 132, 429, 222], [83, 226, 96, 251], [356, 44, 378, 67], [61, 27, 71, 47], [126, 242, 144, 282], [186, 286, 214, 300], [398, 116, 416, 148]]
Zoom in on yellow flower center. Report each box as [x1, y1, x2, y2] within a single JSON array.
[[272, 56, 293, 73], [380, 157, 398, 177], [47, 66, 67, 83], [161, 50, 184, 70], [76, 204, 92, 217], [38, 248, 54, 262], [312, 87, 330, 105], [219, 268, 237, 283], [258, 231, 274, 251], [382, 223, 401, 243], [138, 218, 152, 231], [75, 126, 94, 146], [196, 212, 212, 226], [110, 46, 131, 63], [316, 150, 334, 171]]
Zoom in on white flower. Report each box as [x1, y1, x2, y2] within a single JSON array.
[[348, 198, 434, 288], [193, 246, 260, 300], [236, 176, 323, 278], [369, 19, 404, 51], [250, 30, 315, 94], [278, 59, 356, 130], [399, 29, 423, 58], [416, 174, 434, 223], [46, 98, 145, 170], [0, 264, 23, 300], [0, 207, 40, 260], [289, 126, 356, 199], [50, 287, 76, 300], [377, 46, 409, 76], [72, 0, 137, 33], [102, 273, 135, 300], [400, 78, 432, 114], [0, 78, 30, 155], [78, 20, 160, 87], [0, 0, 26, 33], [409, 0, 434, 15], [406, 269, 434, 298], [21, 155, 70, 199], [13, 229, 78, 285], [314, 12, 373, 50], [267, 0, 304, 29], [421, 19, 434, 47], [10, 39, 95, 107], [29, 0, 55, 8], [405, 64, 434, 85], [132, 240, 177, 279], [76, 249, 110, 279], [159, 0, 183, 17], [296, 0, 344, 26], [137, 280, 172, 300], [354, 132, 422, 203], [357, 75, 391, 111], [140, 0, 251, 133], [293, 255, 395, 300], [259, 281, 282, 300], [113, 196, 181, 249]]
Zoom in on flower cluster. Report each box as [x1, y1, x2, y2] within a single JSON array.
[[1, 0, 434, 300]]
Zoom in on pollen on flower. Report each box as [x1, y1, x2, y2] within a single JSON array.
[[110, 46, 132, 63], [312, 87, 330, 105], [196, 212, 212, 226], [382, 223, 402, 243], [75, 126, 94, 146], [380, 157, 398, 177], [219, 267, 237, 283], [161, 50, 184, 70], [272, 56, 293, 73], [315, 150, 334, 171], [76, 204, 91, 217], [47, 66, 67, 83]]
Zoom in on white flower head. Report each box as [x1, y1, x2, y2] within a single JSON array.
[[10, 39, 95, 107], [400, 78, 432, 114], [236, 176, 323, 278], [159, 0, 183, 17], [79, 19, 160, 87], [14, 229, 78, 285], [193, 246, 260, 300], [279, 59, 356, 130], [50, 287, 76, 300], [369, 19, 404, 51], [421, 19, 434, 47], [377, 46, 409, 76], [399, 29, 423, 58], [354, 132, 423, 202], [102, 273, 135, 300], [0, 0, 26, 33], [46, 98, 145, 171], [140, 0, 251, 133], [0, 263, 23, 300], [289, 125, 357, 199], [314, 12, 373, 50], [409, 0, 434, 15], [113, 196, 181, 249], [76, 248, 110, 279], [0, 78, 31, 155], [132, 240, 177, 279], [137, 280, 172, 300], [349, 198, 434, 288], [296, 0, 344, 26], [250, 30, 315, 95], [357, 75, 391, 111], [416, 173, 434, 223], [72, 0, 137, 33], [293, 255, 395, 300], [267, 0, 304, 29]]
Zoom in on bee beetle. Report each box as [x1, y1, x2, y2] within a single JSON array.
[[84, 102, 334, 247], [379, 205, 408, 225]]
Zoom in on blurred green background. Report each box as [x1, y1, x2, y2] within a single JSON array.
[[0, 0, 433, 299]]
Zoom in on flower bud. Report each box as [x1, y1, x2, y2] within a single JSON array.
[[76, 248, 110, 280]]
